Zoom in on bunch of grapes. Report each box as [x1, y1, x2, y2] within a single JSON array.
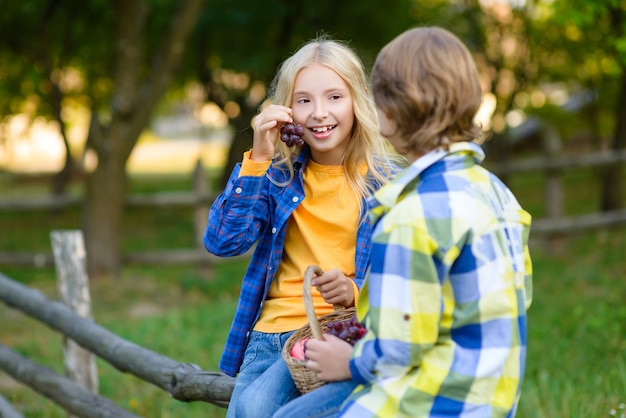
[[324, 314, 366, 346], [280, 123, 305, 147]]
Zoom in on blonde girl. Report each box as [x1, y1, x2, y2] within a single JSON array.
[[203, 35, 403, 417]]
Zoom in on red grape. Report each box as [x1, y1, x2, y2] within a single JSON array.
[[280, 123, 305, 147], [324, 314, 366, 346]]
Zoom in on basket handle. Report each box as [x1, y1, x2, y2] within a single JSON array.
[[303, 265, 344, 340]]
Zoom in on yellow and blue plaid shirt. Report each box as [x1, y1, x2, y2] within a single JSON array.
[[345, 142, 533, 418]]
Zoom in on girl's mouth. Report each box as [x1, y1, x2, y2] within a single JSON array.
[[309, 125, 337, 139]]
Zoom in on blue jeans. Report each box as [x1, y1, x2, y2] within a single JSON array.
[[272, 379, 359, 418], [226, 331, 294, 418], [236, 354, 301, 417]]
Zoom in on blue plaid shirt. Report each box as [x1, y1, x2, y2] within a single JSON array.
[[204, 148, 379, 377], [345, 142, 532, 417]]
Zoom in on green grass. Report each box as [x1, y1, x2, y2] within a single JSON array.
[[1, 167, 626, 417], [1, 262, 246, 418], [518, 230, 626, 418]]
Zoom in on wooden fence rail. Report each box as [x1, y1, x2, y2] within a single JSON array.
[[0, 270, 235, 416], [487, 148, 626, 175], [0, 393, 24, 418]]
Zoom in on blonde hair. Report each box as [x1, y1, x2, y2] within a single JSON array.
[[267, 35, 402, 202], [371, 27, 484, 155]]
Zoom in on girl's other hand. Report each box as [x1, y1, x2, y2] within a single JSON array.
[[251, 104, 293, 161], [312, 268, 355, 307]]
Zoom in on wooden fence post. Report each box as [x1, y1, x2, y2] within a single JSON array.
[[50, 230, 99, 404], [193, 158, 213, 274], [542, 124, 565, 255]]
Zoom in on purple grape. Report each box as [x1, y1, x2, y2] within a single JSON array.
[[280, 123, 305, 147], [282, 124, 295, 135], [325, 314, 366, 346]]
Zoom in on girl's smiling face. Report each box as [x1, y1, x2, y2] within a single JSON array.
[[291, 63, 355, 165]]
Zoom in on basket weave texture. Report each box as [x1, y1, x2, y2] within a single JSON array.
[[281, 265, 356, 394]]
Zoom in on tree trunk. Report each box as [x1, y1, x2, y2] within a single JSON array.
[[602, 6, 626, 211], [82, 0, 207, 279], [84, 141, 128, 278], [601, 71, 626, 211]]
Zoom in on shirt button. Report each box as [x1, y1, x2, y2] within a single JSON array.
[[272, 227, 277, 234], [292, 196, 299, 203], [235, 187, 243, 194]]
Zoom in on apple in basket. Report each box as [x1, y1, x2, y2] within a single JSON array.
[[290, 338, 310, 361]]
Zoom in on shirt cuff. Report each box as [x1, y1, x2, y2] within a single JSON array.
[[349, 358, 368, 385], [350, 280, 359, 308], [239, 150, 271, 177]]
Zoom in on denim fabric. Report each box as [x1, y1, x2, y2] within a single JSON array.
[[272, 379, 359, 418], [235, 355, 300, 417], [226, 331, 294, 418]]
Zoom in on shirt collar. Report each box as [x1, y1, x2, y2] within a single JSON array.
[[294, 146, 311, 170], [368, 142, 485, 220]]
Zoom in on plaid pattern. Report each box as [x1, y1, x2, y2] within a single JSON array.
[[346, 142, 533, 417], [204, 148, 376, 377]]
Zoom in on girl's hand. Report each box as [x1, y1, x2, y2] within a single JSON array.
[[251, 104, 293, 161], [312, 268, 355, 308], [304, 334, 352, 381]]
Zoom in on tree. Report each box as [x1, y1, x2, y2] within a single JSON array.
[[1, 0, 418, 278], [83, 0, 206, 278], [528, 0, 625, 210], [0, 0, 206, 278], [20, 0, 611, 277]]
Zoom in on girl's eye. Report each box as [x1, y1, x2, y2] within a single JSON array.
[[296, 98, 310, 104], [329, 94, 342, 100]]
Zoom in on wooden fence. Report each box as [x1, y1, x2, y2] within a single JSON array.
[[0, 160, 221, 268], [491, 149, 626, 229], [1, 145, 626, 267], [0, 147, 626, 267], [0, 230, 234, 417]]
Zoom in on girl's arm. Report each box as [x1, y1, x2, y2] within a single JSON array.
[[203, 163, 270, 256], [204, 104, 292, 256]]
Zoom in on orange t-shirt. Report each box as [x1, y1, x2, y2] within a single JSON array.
[[254, 159, 361, 332]]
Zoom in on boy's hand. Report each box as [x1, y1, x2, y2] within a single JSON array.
[[312, 268, 355, 307], [304, 334, 352, 381]]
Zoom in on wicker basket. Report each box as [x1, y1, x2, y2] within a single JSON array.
[[282, 265, 356, 394]]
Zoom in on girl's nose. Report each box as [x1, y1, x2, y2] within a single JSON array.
[[312, 103, 328, 120]]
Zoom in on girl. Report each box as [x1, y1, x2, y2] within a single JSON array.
[[203, 35, 403, 417]]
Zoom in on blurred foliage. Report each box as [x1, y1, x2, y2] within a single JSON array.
[[2, 0, 624, 156], [3, 0, 625, 277]]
